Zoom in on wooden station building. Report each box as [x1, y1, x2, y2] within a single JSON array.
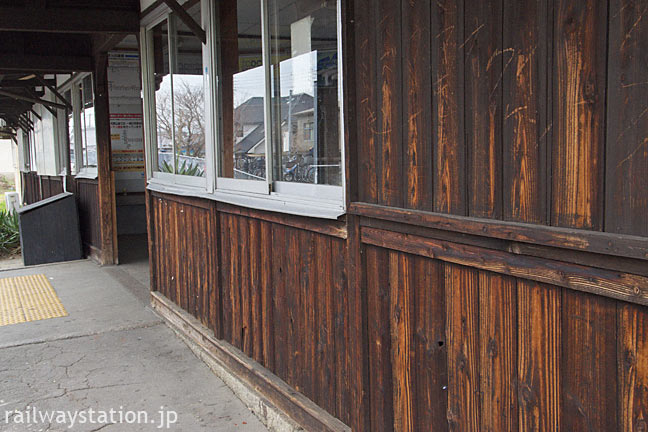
[[3, 0, 648, 430]]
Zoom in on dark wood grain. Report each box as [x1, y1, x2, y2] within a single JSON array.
[[479, 272, 517, 431], [517, 280, 560, 431], [361, 226, 648, 306], [561, 290, 617, 431], [365, 245, 394, 431], [401, 0, 432, 211], [551, 0, 607, 230], [350, 202, 648, 261], [465, 0, 502, 219], [432, 0, 465, 215], [605, 0, 648, 237], [446, 263, 480, 430], [502, 0, 549, 224], [618, 302, 648, 431]]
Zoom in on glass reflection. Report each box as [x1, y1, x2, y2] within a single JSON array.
[[218, 0, 266, 180], [269, 0, 341, 186]]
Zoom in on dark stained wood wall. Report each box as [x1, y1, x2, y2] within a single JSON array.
[[21, 172, 63, 204], [145, 0, 648, 430], [149, 193, 353, 425], [71, 178, 101, 255], [353, 0, 648, 236], [149, 193, 218, 331], [21, 173, 101, 258]]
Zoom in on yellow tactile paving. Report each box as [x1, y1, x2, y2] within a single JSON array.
[[0, 274, 67, 326]]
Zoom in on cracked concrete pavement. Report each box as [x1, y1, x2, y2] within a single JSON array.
[[0, 260, 267, 432]]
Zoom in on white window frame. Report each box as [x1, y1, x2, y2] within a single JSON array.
[[141, 3, 209, 191], [140, 0, 346, 218], [60, 73, 98, 179]]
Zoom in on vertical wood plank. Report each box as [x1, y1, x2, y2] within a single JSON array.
[[445, 263, 480, 431], [390, 252, 414, 432], [249, 218, 263, 363], [432, 0, 466, 215], [320, 235, 336, 414], [618, 302, 648, 431], [605, 0, 648, 236], [272, 223, 288, 382], [517, 280, 560, 431], [286, 228, 300, 389], [561, 290, 617, 431], [346, 215, 369, 431], [260, 221, 274, 371], [465, 0, 503, 219], [552, 0, 607, 229], [300, 229, 316, 401], [376, 0, 403, 207], [402, 0, 433, 211], [479, 272, 517, 431], [502, 0, 550, 224], [239, 217, 251, 355], [354, 0, 378, 203], [220, 213, 232, 342], [333, 236, 351, 425], [413, 256, 448, 432], [366, 245, 394, 431], [230, 215, 241, 348]]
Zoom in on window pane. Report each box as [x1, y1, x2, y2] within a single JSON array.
[[152, 20, 173, 174], [82, 76, 97, 168], [268, 0, 341, 186], [65, 90, 75, 173], [170, 4, 205, 177], [217, 0, 266, 180]]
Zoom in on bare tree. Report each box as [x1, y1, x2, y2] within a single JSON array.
[[155, 78, 205, 158]]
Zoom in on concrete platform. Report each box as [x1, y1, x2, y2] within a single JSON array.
[[0, 260, 267, 431]]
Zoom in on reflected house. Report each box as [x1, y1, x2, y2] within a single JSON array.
[[233, 93, 315, 158]]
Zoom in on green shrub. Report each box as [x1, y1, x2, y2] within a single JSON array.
[[160, 159, 204, 177], [0, 210, 20, 256]]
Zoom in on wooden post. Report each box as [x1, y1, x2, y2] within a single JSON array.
[[93, 53, 118, 265]]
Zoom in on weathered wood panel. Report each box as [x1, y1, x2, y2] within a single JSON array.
[[560, 290, 617, 431], [352, 0, 648, 239], [502, 0, 549, 224], [618, 302, 648, 431], [361, 237, 648, 431], [605, 0, 648, 236], [432, 0, 465, 215], [401, 0, 432, 211], [21, 172, 39, 205], [551, 0, 607, 230], [218, 210, 352, 424], [149, 193, 217, 332], [465, 0, 502, 219], [75, 178, 101, 254]]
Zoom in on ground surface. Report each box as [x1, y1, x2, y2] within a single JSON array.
[[0, 259, 267, 431]]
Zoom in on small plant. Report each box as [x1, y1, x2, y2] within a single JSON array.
[[160, 159, 204, 177], [0, 209, 20, 256]]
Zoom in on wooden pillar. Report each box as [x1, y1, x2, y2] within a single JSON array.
[[93, 53, 118, 265]]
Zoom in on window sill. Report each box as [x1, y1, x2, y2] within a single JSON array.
[[146, 180, 345, 220], [75, 168, 98, 180]]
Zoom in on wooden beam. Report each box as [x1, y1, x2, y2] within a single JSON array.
[[0, 55, 93, 73], [361, 226, 648, 307], [0, 78, 56, 88], [93, 53, 117, 265], [350, 202, 648, 261], [0, 6, 139, 34], [35, 74, 72, 110], [161, 0, 206, 44], [29, 109, 41, 121], [0, 89, 67, 110]]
